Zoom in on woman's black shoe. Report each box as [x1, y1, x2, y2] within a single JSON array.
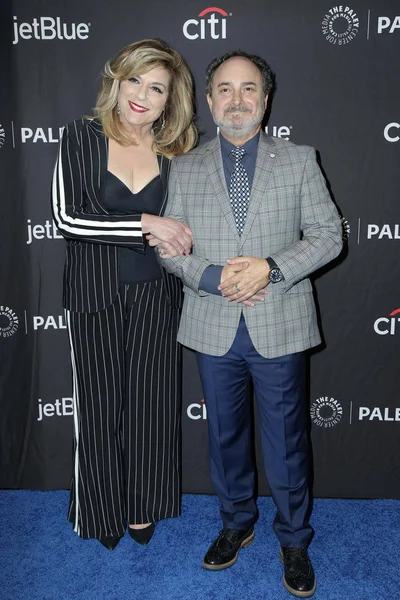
[[99, 535, 122, 550], [128, 522, 155, 546]]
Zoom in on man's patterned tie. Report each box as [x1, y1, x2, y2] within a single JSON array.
[[229, 146, 250, 235]]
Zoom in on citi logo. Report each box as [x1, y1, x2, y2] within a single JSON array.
[[384, 122, 399, 142], [183, 7, 229, 40], [374, 308, 400, 336], [187, 399, 208, 420], [12, 16, 91, 45], [377, 16, 400, 34]]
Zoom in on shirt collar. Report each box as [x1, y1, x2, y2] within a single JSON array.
[[220, 129, 260, 161]]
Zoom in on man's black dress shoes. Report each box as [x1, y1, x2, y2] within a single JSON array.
[[280, 547, 316, 598], [202, 527, 255, 570]]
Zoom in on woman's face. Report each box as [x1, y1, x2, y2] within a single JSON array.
[[117, 65, 171, 131]]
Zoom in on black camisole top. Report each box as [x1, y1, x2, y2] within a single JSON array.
[[104, 171, 163, 284]]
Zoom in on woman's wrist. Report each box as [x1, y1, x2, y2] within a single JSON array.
[[141, 213, 158, 234]]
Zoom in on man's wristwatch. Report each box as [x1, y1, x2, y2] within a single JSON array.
[[266, 257, 284, 283]]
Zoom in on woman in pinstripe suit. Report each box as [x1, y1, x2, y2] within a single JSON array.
[[51, 39, 197, 550]]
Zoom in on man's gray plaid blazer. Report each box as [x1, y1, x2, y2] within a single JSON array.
[[162, 131, 342, 358]]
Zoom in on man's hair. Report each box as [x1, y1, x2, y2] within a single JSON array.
[[205, 50, 275, 96]]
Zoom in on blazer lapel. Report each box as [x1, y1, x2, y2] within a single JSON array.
[[205, 136, 241, 240], [86, 118, 108, 214], [157, 153, 171, 216], [239, 132, 277, 249]]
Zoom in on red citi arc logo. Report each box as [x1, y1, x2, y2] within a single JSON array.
[[183, 7, 229, 40], [374, 308, 400, 335]]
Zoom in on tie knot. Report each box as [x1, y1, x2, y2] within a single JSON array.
[[231, 146, 246, 163]]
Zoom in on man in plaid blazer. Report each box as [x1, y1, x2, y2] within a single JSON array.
[[154, 50, 342, 598]]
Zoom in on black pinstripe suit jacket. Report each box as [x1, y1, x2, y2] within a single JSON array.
[[52, 118, 182, 313]]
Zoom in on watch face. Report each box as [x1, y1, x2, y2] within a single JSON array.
[[269, 268, 283, 283]]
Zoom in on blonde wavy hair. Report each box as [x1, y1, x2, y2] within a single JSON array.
[[94, 38, 198, 157]]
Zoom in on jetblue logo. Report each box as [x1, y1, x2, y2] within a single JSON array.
[[37, 397, 74, 421], [27, 219, 63, 244], [13, 16, 90, 45]]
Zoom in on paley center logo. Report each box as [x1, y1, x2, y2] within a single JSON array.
[[183, 7, 229, 40], [341, 216, 350, 242], [321, 6, 359, 45], [21, 126, 64, 144], [310, 396, 343, 428], [377, 16, 400, 35], [367, 223, 400, 240], [384, 122, 399, 143], [0, 123, 5, 148], [374, 308, 400, 336], [12, 15, 91, 45], [358, 405, 400, 422], [32, 314, 66, 331], [0, 306, 19, 338]]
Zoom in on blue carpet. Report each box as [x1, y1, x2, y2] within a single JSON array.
[[0, 492, 399, 600]]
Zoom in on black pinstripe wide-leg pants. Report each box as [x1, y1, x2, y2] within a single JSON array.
[[65, 280, 181, 539]]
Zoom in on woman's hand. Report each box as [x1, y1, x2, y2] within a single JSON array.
[[142, 214, 193, 255], [146, 235, 181, 259]]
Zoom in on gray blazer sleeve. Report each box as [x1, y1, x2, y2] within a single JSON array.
[[161, 160, 211, 295], [270, 147, 342, 291]]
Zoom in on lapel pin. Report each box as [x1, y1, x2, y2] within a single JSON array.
[[270, 153, 276, 158]]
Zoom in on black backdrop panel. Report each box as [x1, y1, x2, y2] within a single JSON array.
[[1, 0, 399, 498]]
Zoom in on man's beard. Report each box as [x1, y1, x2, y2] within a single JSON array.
[[212, 105, 264, 139]]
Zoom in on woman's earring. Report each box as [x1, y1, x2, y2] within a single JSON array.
[[160, 112, 166, 130], [116, 103, 121, 115]]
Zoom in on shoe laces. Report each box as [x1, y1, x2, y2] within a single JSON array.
[[283, 548, 312, 576], [219, 528, 239, 542], [284, 548, 308, 559]]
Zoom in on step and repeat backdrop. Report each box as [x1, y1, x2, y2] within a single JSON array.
[[1, 0, 399, 498]]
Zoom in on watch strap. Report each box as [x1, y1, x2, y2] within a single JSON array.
[[266, 256, 278, 269]]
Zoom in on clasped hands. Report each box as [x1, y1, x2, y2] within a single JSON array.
[[219, 257, 270, 307], [148, 227, 270, 307]]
